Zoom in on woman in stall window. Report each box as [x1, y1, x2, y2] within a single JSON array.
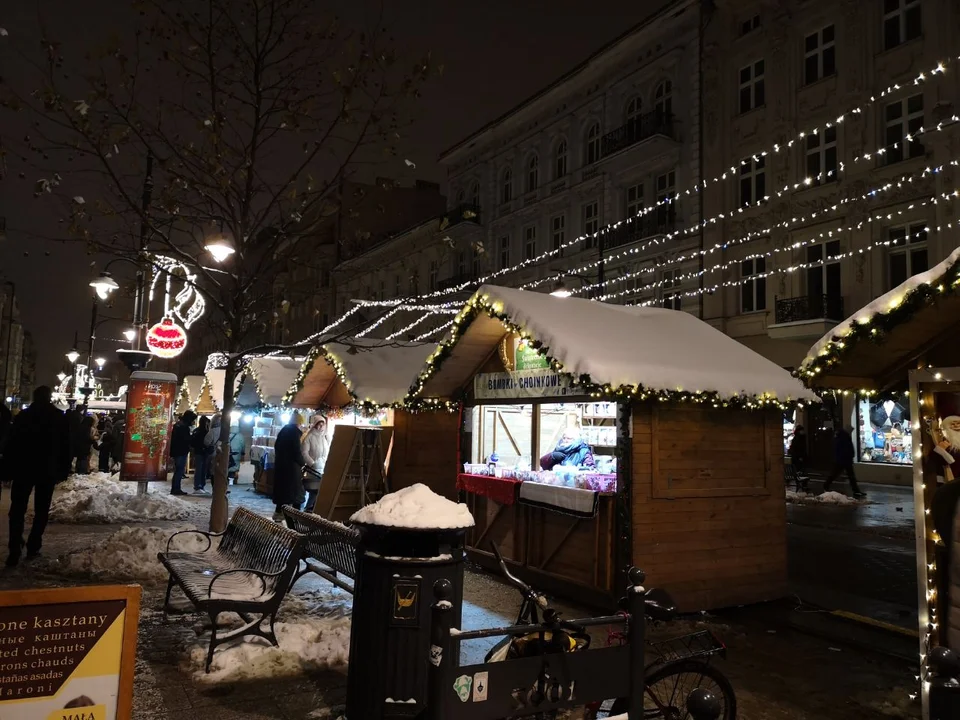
[[539, 428, 596, 470]]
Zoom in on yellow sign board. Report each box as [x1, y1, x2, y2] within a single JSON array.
[[0, 585, 140, 720]]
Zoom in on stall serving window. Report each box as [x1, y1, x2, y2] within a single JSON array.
[[466, 400, 619, 493], [857, 395, 911, 464]]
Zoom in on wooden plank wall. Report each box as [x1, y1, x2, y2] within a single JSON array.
[[389, 410, 461, 499], [631, 404, 787, 611]]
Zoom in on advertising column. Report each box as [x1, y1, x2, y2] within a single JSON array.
[[120, 371, 179, 483]]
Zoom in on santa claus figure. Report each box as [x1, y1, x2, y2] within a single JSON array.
[[930, 395, 960, 482]]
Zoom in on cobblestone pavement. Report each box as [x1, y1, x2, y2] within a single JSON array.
[[0, 478, 922, 719]]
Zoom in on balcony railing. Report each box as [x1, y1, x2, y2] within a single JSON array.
[[774, 294, 845, 324], [601, 111, 675, 159], [442, 203, 481, 229], [591, 214, 676, 251]]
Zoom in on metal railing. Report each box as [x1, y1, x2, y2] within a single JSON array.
[[774, 294, 845, 324], [601, 111, 675, 158]]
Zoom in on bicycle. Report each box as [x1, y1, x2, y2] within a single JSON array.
[[487, 543, 737, 720]]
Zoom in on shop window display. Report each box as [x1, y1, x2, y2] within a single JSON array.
[[857, 396, 911, 464]]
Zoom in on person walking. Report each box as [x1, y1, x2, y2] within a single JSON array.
[[204, 413, 223, 485], [74, 413, 98, 475], [3, 386, 71, 567], [227, 420, 245, 486], [169, 410, 196, 496], [823, 426, 865, 499], [272, 412, 305, 522], [97, 418, 115, 473], [300, 415, 330, 512], [65, 404, 81, 471], [110, 415, 125, 470], [191, 416, 213, 494]]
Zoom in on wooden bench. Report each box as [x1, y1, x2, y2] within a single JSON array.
[[282, 506, 360, 593], [158, 506, 306, 672]]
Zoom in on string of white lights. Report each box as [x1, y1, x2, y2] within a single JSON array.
[[412, 319, 455, 342], [356, 305, 403, 337], [384, 311, 441, 340]]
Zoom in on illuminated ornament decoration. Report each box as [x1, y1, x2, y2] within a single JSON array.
[[146, 317, 188, 358], [149, 255, 206, 329]]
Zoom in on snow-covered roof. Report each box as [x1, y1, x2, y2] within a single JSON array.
[[324, 339, 435, 406], [350, 483, 475, 529], [239, 357, 302, 407], [203, 369, 231, 411], [800, 247, 960, 389], [182, 375, 205, 405], [420, 285, 818, 403]]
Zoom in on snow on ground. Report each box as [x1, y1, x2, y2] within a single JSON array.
[[59, 525, 207, 583], [786, 490, 868, 505], [49, 472, 199, 523], [350, 482, 474, 529], [183, 615, 351, 683]]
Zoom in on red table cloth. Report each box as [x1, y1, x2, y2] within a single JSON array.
[[457, 473, 521, 505]]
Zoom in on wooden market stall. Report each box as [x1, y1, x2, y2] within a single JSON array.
[[798, 247, 960, 716], [177, 375, 205, 414], [407, 285, 816, 610]]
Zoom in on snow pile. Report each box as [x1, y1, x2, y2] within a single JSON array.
[[183, 615, 351, 683], [350, 483, 474, 529], [50, 473, 197, 524], [60, 526, 207, 583], [785, 490, 867, 506], [462, 286, 818, 403], [802, 246, 960, 370]]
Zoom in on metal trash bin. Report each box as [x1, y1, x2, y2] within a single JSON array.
[[345, 521, 467, 719]]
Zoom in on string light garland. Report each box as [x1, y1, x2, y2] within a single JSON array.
[[385, 311, 443, 341], [406, 292, 810, 411], [413, 319, 454, 342]]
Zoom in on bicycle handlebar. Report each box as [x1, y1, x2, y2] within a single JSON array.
[[490, 542, 547, 608]]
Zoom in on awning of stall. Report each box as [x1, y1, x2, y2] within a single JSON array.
[[235, 357, 302, 407], [799, 247, 960, 391], [414, 285, 818, 404], [324, 338, 435, 406]]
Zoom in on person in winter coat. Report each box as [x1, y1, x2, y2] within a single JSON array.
[[823, 427, 865, 498], [204, 413, 223, 483], [191, 416, 213, 494], [110, 416, 125, 467], [227, 422, 245, 484], [65, 404, 82, 470], [539, 429, 596, 470], [788, 425, 808, 474], [3, 386, 71, 567], [74, 414, 98, 475], [97, 419, 115, 472], [0, 400, 12, 462], [272, 412, 305, 522], [300, 415, 330, 512], [169, 410, 196, 496]]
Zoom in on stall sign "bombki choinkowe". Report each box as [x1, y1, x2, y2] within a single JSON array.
[[474, 369, 574, 400], [0, 586, 140, 720]]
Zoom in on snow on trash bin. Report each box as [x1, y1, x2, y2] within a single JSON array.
[[349, 483, 474, 529]]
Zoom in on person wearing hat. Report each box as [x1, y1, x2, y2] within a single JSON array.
[[272, 411, 305, 522]]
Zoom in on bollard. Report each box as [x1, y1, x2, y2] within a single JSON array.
[[625, 567, 646, 720], [686, 688, 722, 720], [426, 579, 454, 720]]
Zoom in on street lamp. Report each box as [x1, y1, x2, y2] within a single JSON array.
[[57, 372, 68, 383], [95, 357, 106, 369], [205, 237, 236, 263], [66, 349, 80, 364], [550, 278, 574, 298], [89, 271, 120, 300], [123, 329, 136, 342]]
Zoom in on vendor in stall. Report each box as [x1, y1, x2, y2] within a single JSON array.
[[539, 428, 596, 470]]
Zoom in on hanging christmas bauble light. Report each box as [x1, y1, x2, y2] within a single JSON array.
[[146, 317, 188, 359]]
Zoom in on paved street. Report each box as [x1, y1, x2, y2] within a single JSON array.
[[786, 480, 919, 630]]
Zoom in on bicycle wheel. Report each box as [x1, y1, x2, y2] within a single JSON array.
[[595, 659, 736, 719]]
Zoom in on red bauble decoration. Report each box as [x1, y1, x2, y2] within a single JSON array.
[[146, 317, 188, 359]]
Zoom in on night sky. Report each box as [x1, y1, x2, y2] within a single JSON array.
[[0, 0, 666, 385]]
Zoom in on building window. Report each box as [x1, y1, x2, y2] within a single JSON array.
[[584, 122, 601, 165], [378, 279, 385, 302], [526, 154, 539, 193], [470, 181, 480, 207], [523, 225, 537, 261], [661, 269, 682, 310], [883, 0, 921, 51], [500, 167, 513, 204], [410, 272, 419, 295], [654, 80, 673, 118], [626, 183, 644, 218], [805, 240, 842, 303], [740, 257, 767, 313], [625, 96, 642, 123], [739, 14, 760, 36], [472, 248, 482, 276], [656, 171, 676, 227], [457, 250, 468, 278], [888, 222, 928, 288], [499, 235, 510, 270], [429, 261, 438, 291], [739, 157, 766, 207], [455, 188, 465, 205], [394, 274, 401, 296], [554, 139, 568, 178], [582, 200, 599, 239], [738, 60, 765, 113], [884, 94, 924, 164], [804, 25, 835, 85], [805, 126, 838, 183], [551, 214, 565, 251]]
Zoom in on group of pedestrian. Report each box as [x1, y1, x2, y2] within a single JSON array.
[[787, 423, 865, 499], [64, 405, 124, 474], [272, 412, 330, 522], [168, 410, 245, 496]]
